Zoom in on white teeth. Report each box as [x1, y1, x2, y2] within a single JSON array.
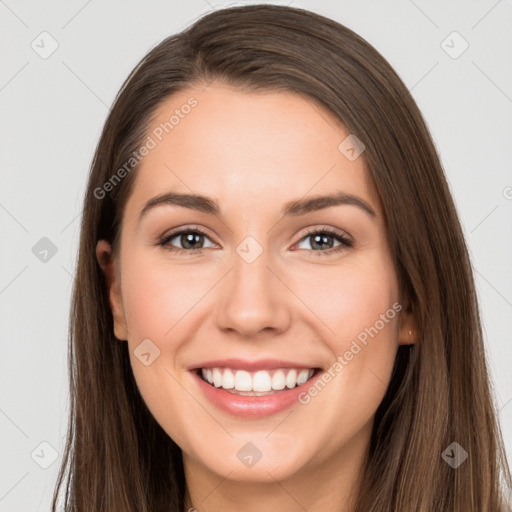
[[212, 368, 223, 388], [297, 369, 310, 386], [271, 370, 286, 390], [222, 368, 235, 389], [285, 369, 297, 389], [234, 370, 252, 391], [253, 371, 272, 392], [200, 367, 315, 392]]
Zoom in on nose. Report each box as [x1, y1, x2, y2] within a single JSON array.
[[215, 244, 292, 338]]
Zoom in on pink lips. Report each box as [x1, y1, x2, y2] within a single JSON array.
[[189, 361, 322, 418]]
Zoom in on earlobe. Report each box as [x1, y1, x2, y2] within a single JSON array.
[[95, 240, 128, 341], [397, 296, 417, 346]]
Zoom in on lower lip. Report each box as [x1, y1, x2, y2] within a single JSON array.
[[190, 369, 323, 418]]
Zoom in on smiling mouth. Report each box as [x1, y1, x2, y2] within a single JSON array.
[[196, 367, 320, 396]]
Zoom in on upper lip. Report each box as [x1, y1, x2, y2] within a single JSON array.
[[188, 358, 320, 372]]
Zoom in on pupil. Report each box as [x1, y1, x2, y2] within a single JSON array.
[[182, 233, 203, 249], [312, 234, 333, 250]]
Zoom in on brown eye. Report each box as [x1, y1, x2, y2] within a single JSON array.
[[295, 228, 353, 256], [158, 227, 217, 254]]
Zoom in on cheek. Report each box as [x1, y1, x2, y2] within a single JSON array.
[[295, 255, 399, 343], [118, 250, 202, 445], [120, 249, 214, 340], [294, 255, 400, 407]]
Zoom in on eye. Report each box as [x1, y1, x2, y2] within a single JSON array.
[[157, 226, 353, 256], [157, 226, 217, 255], [294, 227, 353, 256]]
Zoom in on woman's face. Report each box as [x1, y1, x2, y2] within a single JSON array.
[[97, 82, 414, 486]]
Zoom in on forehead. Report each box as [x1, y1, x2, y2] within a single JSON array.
[[125, 82, 381, 220]]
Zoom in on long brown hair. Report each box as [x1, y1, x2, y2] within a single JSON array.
[[52, 4, 512, 511]]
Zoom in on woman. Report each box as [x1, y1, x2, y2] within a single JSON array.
[[52, 4, 512, 511]]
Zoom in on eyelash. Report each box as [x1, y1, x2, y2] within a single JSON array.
[[157, 226, 354, 257]]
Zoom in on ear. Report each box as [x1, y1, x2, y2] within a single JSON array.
[[96, 240, 128, 341], [397, 295, 417, 346]]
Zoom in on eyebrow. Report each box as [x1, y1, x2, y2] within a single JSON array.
[[138, 190, 376, 222]]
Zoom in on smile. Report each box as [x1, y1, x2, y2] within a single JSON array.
[[200, 367, 317, 395]]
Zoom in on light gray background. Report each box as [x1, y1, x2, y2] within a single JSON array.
[[1, 1, 511, 510]]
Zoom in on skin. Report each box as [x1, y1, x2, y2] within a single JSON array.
[[96, 82, 416, 512]]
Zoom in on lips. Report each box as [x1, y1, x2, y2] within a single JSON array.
[[188, 358, 324, 417]]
